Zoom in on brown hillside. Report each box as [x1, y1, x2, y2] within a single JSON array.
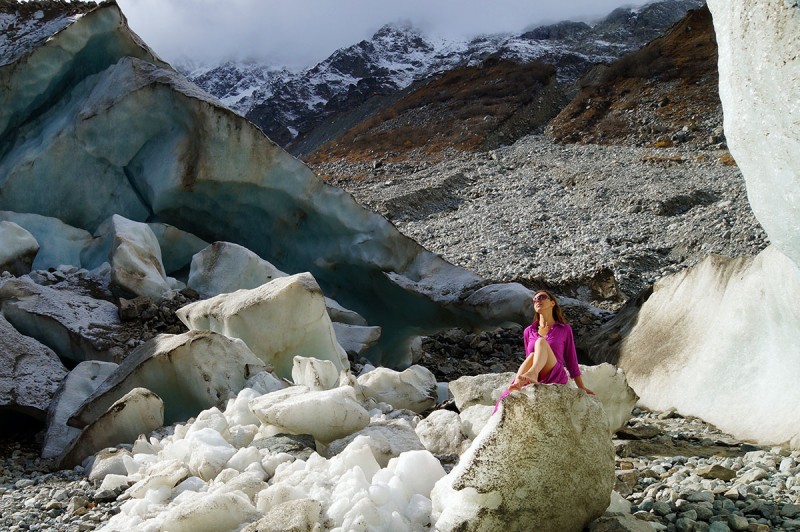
[[306, 58, 565, 165], [548, 6, 722, 148]]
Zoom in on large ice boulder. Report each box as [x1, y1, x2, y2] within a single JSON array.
[[82, 215, 171, 299], [0, 313, 67, 421], [249, 385, 370, 444], [0, 277, 124, 363], [572, 363, 638, 434], [177, 272, 348, 380], [0, 212, 93, 270], [708, 0, 800, 265], [42, 360, 118, 459], [357, 365, 437, 413], [187, 241, 286, 298], [332, 322, 382, 357], [147, 222, 209, 275], [590, 248, 800, 447], [290, 356, 339, 391], [415, 409, 467, 456], [60, 387, 164, 468], [0, 221, 39, 276], [431, 385, 614, 531], [69, 331, 265, 427]]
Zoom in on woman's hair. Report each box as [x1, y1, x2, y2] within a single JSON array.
[[534, 289, 568, 324]]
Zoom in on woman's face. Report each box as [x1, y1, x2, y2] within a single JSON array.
[[532, 291, 555, 314]]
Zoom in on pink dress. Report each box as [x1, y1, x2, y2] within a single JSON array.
[[492, 321, 581, 413]]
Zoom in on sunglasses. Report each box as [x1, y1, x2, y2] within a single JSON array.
[[533, 294, 549, 302]]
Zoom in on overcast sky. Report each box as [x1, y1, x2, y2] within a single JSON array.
[[114, 0, 651, 68]]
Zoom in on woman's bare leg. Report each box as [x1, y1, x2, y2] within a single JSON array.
[[524, 338, 557, 382]]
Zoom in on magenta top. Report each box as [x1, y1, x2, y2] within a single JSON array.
[[522, 321, 581, 384]]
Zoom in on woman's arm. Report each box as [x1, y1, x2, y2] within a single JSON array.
[[564, 327, 594, 394]]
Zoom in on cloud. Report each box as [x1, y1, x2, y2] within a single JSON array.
[[115, 0, 651, 67]]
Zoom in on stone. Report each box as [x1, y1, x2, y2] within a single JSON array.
[[241, 498, 322, 532], [707, 522, 731, 532], [616, 425, 661, 440], [84, 215, 171, 299], [463, 282, 534, 323], [0, 313, 67, 421], [606, 490, 632, 514], [726, 514, 749, 531], [290, 356, 339, 391], [0, 221, 39, 276], [589, 514, 653, 532], [331, 322, 381, 356], [415, 409, 466, 456], [187, 241, 286, 298], [696, 464, 737, 482], [448, 372, 515, 411], [42, 360, 117, 459], [431, 385, 615, 531], [251, 433, 316, 461], [575, 363, 638, 434], [357, 365, 437, 413], [177, 273, 348, 380], [249, 385, 369, 443], [69, 330, 265, 427], [0, 277, 124, 363], [326, 418, 425, 467], [59, 387, 164, 468], [781, 504, 800, 518]]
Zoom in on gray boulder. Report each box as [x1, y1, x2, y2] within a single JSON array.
[[0, 221, 39, 276], [448, 372, 515, 411], [431, 385, 614, 531], [0, 313, 67, 420], [0, 211, 92, 270], [332, 322, 381, 357], [187, 241, 286, 298]]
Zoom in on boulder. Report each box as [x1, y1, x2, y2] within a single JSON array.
[[60, 387, 164, 468], [325, 418, 425, 467], [241, 499, 322, 532], [0, 313, 67, 421], [573, 363, 638, 434], [69, 330, 265, 428], [249, 385, 369, 444], [177, 272, 348, 380], [415, 409, 466, 456], [448, 372, 515, 411], [357, 365, 437, 413], [463, 282, 534, 323], [42, 360, 118, 459], [187, 241, 287, 298], [332, 322, 382, 357], [324, 297, 367, 326], [290, 356, 339, 391], [590, 248, 800, 448], [431, 385, 614, 531], [0, 277, 124, 363], [147, 222, 209, 275], [83, 214, 171, 299], [0, 211, 92, 270], [0, 221, 39, 276]]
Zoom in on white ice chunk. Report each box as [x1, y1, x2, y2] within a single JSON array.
[[357, 365, 436, 413], [291, 355, 339, 390], [187, 241, 286, 298], [0, 220, 38, 276], [415, 409, 466, 456]]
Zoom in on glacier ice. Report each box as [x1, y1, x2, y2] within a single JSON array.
[[0, 220, 38, 276]]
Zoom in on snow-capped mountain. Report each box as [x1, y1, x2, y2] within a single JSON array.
[[185, 0, 704, 150]]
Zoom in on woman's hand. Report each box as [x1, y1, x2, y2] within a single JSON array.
[[579, 385, 595, 395]]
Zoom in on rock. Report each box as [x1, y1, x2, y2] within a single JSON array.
[[251, 433, 316, 461], [331, 322, 381, 356], [588, 248, 800, 449], [60, 387, 164, 468], [87, 447, 132, 481], [241, 498, 322, 532], [0, 313, 67, 421], [617, 425, 662, 440], [357, 365, 436, 413], [696, 464, 737, 482], [431, 385, 615, 531], [187, 241, 286, 298], [463, 282, 533, 323], [0, 277, 124, 363], [147, 222, 208, 275], [290, 356, 339, 391], [68, 330, 265, 427], [326, 419, 425, 467], [0, 211, 93, 270], [249, 385, 370, 443], [415, 409, 466, 456], [177, 273, 348, 380], [448, 372, 515, 411], [589, 514, 653, 532], [726, 514, 749, 531], [84, 215, 171, 299], [606, 490, 633, 514], [0, 221, 39, 276], [458, 404, 494, 440], [575, 363, 638, 434], [41, 360, 117, 459]]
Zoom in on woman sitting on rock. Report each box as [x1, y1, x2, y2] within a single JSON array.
[[494, 289, 594, 413]]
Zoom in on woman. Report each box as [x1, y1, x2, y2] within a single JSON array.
[[494, 289, 594, 413]]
